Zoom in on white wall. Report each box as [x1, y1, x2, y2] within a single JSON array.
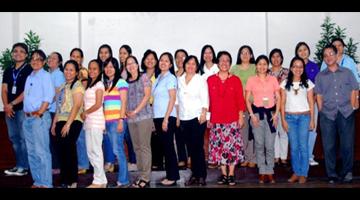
[[1, 12, 360, 111]]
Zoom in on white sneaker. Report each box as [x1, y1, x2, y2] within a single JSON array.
[[5, 167, 28, 176], [309, 158, 319, 166]]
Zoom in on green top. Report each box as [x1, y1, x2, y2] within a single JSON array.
[[230, 64, 256, 96]]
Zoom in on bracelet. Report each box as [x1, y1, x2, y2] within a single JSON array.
[[10, 101, 14, 106], [357, 96, 359, 99], [201, 113, 205, 116], [249, 113, 254, 117], [119, 118, 127, 121], [134, 110, 138, 114], [163, 120, 169, 124]]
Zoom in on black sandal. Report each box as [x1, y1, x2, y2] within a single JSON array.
[[228, 175, 236, 186], [217, 174, 228, 185], [133, 179, 150, 188]]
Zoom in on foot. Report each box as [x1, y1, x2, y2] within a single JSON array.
[[267, 174, 276, 184], [217, 174, 228, 185], [86, 183, 107, 188], [299, 176, 307, 184], [104, 163, 114, 173], [78, 168, 87, 174], [128, 163, 137, 172], [197, 177, 206, 186], [156, 179, 177, 187], [133, 179, 150, 188], [343, 172, 353, 183], [259, 174, 266, 184], [309, 158, 319, 166], [287, 174, 300, 182], [185, 177, 197, 186]]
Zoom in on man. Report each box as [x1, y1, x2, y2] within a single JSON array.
[[2, 42, 32, 176], [315, 44, 358, 183], [23, 49, 55, 188]]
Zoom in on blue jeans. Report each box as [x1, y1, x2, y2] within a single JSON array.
[[106, 121, 129, 184], [124, 125, 136, 164], [23, 111, 53, 188], [103, 132, 116, 164], [308, 103, 318, 159], [77, 128, 89, 169], [5, 110, 29, 170], [286, 114, 310, 177]]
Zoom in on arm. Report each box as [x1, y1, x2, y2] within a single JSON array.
[[81, 89, 104, 119], [61, 91, 83, 137], [127, 86, 151, 119], [162, 89, 176, 132], [316, 94, 323, 111], [2, 83, 13, 117], [271, 90, 281, 127], [245, 89, 259, 128], [307, 88, 315, 131], [280, 88, 288, 132], [51, 109, 58, 136], [116, 89, 127, 133], [350, 89, 357, 109]]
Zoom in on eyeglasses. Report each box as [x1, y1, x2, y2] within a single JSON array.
[[323, 52, 335, 58], [241, 51, 250, 55], [292, 65, 304, 69], [176, 56, 185, 60], [126, 62, 136, 66], [218, 59, 230, 63], [30, 57, 44, 62], [12, 50, 26, 54]]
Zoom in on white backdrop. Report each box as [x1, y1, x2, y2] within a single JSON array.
[[1, 12, 360, 110]]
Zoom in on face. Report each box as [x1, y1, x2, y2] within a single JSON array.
[[104, 61, 115, 79], [99, 47, 111, 62], [12, 46, 27, 62], [203, 47, 214, 63], [126, 57, 138, 74], [119, 47, 131, 64], [88, 61, 101, 80], [175, 52, 186, 69], [332, 40, 344, 55], [185, 57, 197, 75], [64, 63, 78, 82], [145, 53, 157, 70], [217, 54, 231, 72], [47, 53, 61, 70], [323, 48, 337, 66], [297, 45, 309, 60], [290, 60, 304, 78], [256, 58, 269, 74], [70, 50, 83, 67], [159, 54, 172, 72], [271, 52, 282, 67], [240, 48, 252, 62], [30, 53, 45, 72]]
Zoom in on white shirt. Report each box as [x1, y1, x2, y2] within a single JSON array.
[[202, 63, 219, 81], [176, 73, 209, 120], [280, 79, 314, 112]]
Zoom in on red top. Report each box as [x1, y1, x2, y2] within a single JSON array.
[[207, 74, 245, 124]]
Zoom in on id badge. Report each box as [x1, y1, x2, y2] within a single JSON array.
[[263, 97, 269, 107], [12, 86, 17, 94]]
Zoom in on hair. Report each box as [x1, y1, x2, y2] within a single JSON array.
[[217, 51, 232, 65], [269, 48, 284, 65], [70, 48, 84, 58], [284, 56, 309, 91], [119, 44, 132, 74], [30, 49, 46, 61], [103, 57, 121, 92], [236, 45, 255, 64], [97, 44, 113, 67], [12, 42, 28, 54], [87, 59, 103, 89], [159, 52, 175, 76], [63, 59, 80, 90], [331, 37, 345, 46], [295, 41, 311, 57], [199, 44, 217, 75], [141, 49, 160, 78], [183, 55, 200, 73], [52, 52, 64, 72], [255, 54, 269, 66], [322, 44, 338, 60], [174, 49, 188, 60], [125, 55, 141, 82]]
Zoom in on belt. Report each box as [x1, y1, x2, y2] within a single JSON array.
[[285, 111, 310, 115], [25, 111, 40, 117]]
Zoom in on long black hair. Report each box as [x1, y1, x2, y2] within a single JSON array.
[[284, 56, 309, 91], [63, 60, 79, 90], [125, 55, 141, 83], [86, 59, 103, 89], [103, 57, 121, 92], [198, 44, 217, 75]]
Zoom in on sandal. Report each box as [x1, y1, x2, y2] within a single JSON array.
[[217, 174, 228, 185], [133, 179, 150, 188], [228, 175, 236, 186]]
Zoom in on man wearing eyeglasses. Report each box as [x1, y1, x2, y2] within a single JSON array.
[[23, 49, 55, 188], [315, 44, 358, 184], [2, 42, 33, 177]]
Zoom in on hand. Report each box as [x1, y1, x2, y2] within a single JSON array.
[[61, 124, 70, 137], [117, 121, 124, 133], [282, 120, 289, 132], [251, 115, 260, 128], [199, 115, 206, 125], [162, 121, 168, 132], [51, 124, 56, 136]]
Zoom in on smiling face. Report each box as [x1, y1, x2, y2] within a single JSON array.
[[99, 47, 111, 63], [217, 54, 231, 72], [88, 61, 101, 80], [70, 50, 83, 67], [104, 61, 115, 80], [256, 58, 269, 75], [126, 57, 139, 75], [290, 59, 304, 79], [30, 53, 45, 72], [159, 54, 172, 72], [271, 52, 282, 67], [297, 44, 309, 61], [64, 63, 78, 83], [185, 57, 197, 75], [175, 51, 186, 69], [119, 47, 131, 65], [12, 46, 27, 63]]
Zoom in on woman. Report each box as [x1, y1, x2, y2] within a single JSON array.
[[51, 60, 84, 188], [119, 44, 137, 172], [268, 48, 289, 166], [207, 51, 245, 186], [280, 56, 315, 184], [230, 45, 257, 168], [48, 52, 65, 175], [245, 54, 280, 184], [152, 52, 179, 186], [70, 48, 89, 174], [125, 55, 153, 188], [102, 57, 130, 188], [174, 49, 189, 170], [295, 42, 320, 166], [176, 55, 208, 186], [81, 59, 107, 188]]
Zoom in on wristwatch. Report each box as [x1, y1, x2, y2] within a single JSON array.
[[10, 101, 14, 106], [38, 113, 43, 118]]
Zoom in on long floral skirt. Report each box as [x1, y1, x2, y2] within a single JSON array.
[[208, 121, 244, 165]]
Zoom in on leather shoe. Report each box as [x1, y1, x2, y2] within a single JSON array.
[[197, 177, 206, 186], [259, 174, 266, 184], [29, 184, 38, 188], [248, 163, 256, 168], [268, 174, 276, 184], [185, 177, 197, 186], [240, 162, 248, 167], [287, 174, 300, 182], [299, 176, 307, 184], [156, 179, 177, 187]]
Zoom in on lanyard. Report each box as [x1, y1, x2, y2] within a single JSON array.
[[12, 63, 26, 85]]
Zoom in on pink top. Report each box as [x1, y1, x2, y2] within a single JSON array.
[[245, 75, 280, 109], [83, 81, 105, 130]]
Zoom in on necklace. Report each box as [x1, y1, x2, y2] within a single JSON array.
[[218, 72, 230, 83], [292, 82, 302, 95]]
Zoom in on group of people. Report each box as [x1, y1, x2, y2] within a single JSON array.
[[2, 38, 358, 188]]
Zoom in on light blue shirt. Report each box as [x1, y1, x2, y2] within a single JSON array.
[[23, 68, 55, 113], [152, 71, 177, 119], [320, 55, 360, 84], [49, 68, 65, 113]]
